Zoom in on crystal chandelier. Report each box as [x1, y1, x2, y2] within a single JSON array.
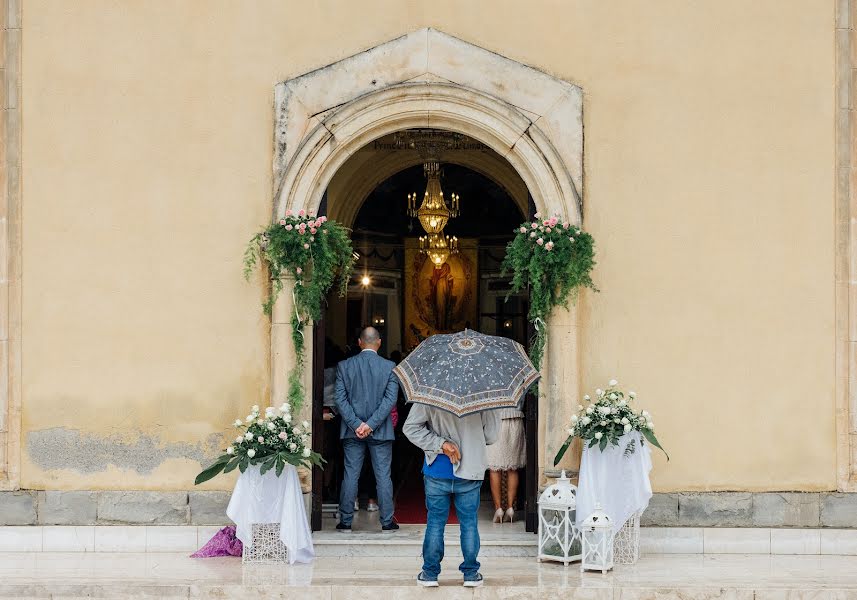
[[419, 232, 459, 268], [407, 161, 460, 235]]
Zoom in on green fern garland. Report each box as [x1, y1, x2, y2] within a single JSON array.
[[502, 213, 597, 370], [244, 211, 354, 412]]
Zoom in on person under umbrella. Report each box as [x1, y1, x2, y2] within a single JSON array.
[[398, 329, 539, 588]]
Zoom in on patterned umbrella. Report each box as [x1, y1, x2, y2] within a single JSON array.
[[393, 329, 540, 417]]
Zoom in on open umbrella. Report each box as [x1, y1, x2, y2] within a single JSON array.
[[393, 329, 540, 417]]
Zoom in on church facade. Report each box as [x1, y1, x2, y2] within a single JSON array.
[[0, 0, 855, 528]]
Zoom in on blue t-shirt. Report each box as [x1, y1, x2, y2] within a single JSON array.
[[423, 454, 462, 480]]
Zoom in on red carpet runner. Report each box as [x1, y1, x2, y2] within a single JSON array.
[[393, 467, 459, 525]]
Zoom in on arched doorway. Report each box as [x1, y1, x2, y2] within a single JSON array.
[[314, 134, 535, 530], [269, 28, 585, 534]]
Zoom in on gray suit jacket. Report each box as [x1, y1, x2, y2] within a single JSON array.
[[334, 350, 399, 442]]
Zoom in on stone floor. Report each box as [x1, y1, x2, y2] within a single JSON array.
[[3, 553, 857, 599]]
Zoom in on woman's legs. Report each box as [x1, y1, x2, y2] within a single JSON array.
[[506, 469, 519, 510], [488, 470, 503, 510]]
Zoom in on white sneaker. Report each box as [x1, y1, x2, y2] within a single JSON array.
[[367, 501, 379, 512], [354, 499, 360, 511], [463, 574, 484, 588], [417, 573, 439, 587]]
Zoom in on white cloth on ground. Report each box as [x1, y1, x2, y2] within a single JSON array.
[[226, 463, 314, 564], [575, 431, 652, 534]]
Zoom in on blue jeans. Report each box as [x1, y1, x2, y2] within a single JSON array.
[[421, 475, 482, 581], [338, 438, 394, 526]]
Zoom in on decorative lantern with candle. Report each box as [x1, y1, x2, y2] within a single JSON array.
[[581, 504, 614, 574], [537, 470, 582, 565]]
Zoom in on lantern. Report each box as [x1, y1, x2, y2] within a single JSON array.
[[537, 470, 582, 565], [581, 504, 614, 574]]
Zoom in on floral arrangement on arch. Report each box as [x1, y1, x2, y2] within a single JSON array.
[[243, 209, 354, 412], [502, 212, 596, 370], [195, 403, 325, 485], [553, 379, 668, 465]]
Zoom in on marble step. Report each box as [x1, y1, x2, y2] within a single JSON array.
[[313, 528, 538, 557]]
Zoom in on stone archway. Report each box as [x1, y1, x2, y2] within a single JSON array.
[[270, 28, 585, 488]]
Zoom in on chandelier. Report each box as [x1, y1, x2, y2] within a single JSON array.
[[419, 232, 459, 268], [407, 161, 460, 235]]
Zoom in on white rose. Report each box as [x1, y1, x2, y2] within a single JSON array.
[[226, 446, 235, 455], [624, 424, 632, 433], [279, 403, 290, 413], [621, 418, 630, 425], [581, 417, 591, 425], [247, 449, 256, 458], [586, 406, 594, 415], [302, 420, 310, 429], [595, 432, 603, 439], [233, 419, 242, 427], [613, 418, 620, 424], [244, 432, 253, 440], [583, 395, 591, 401], [600, 421, 607, 426], [302, 447, 312, 458], [609, 393, 617, 400], [257, 436, 265, 443], [245, 415, 254, 423], [266, 406, 275, 413], [618, 399, 626, 407], [256, 419, 264, 425], [289, 442, 297, 452], [567, 428, 574, 435], [283, 414, 292, 423], [642, 410, 650, 417], [235, 436, 243, 444], [577, 404, 584, 411], [251, 405, 259, 413], [595, 389, 603, 397], [647, 421, 654, 429], [609, 379, 618, 386], [570, 415, 579, 422], [267, 422, 276, 431], [629, 391, 636, 398]]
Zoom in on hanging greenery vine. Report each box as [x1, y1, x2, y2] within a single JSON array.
[[244, 210, 354, 412], [502, 213, 597, 370]]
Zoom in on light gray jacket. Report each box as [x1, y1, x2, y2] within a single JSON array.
[[403, 403, 501, 481]]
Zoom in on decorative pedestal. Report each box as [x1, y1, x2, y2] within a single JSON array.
[[242, 523, 289, 564], [613, 511, 641, 565]]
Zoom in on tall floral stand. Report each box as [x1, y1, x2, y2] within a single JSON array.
[[575, 431, 652, 565], [226, 463, 315, 564]]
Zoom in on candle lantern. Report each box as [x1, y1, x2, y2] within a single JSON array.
[[537, 470, 582, 565], [581, 503, 615, 574]]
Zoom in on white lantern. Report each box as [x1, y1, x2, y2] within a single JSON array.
[[581, 503, 614, 574], [537, 470, 582, 565]]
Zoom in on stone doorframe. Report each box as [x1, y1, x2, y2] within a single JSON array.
[[269, 28, 585, 485]]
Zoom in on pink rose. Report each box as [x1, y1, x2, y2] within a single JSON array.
[[303, 243, 309, 249], [320, 216, 328, 223], [298, 229, 304, 235], [310, 228, 317, 234], [546, 227, 552, 233], [278, 432, 287, 440], [257, 436, 264, 443], [534, 212, 541, 218], [563, 222, 570, 229], [519, 226, 527, 233], [530, 232, 537, 238], [285, 224, 293, 231], [298, 209, 305, 216], [296, 267, 302, 274], [279, 219, 286, 226], [285, 209, 293, 216], [537, 238, 544, 245], [543, 220, 550, 226], [531, 223, 538, 229], [546, 241, 554, 251]]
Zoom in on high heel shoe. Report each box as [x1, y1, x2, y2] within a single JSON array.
[[504, 508, 515, 523], [492, 508, 504, 524]]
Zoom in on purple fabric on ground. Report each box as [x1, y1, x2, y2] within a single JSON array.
[[191, 525, 243, 558]]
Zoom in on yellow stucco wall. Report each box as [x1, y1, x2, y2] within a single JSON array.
[[19, 0, 835, 491]]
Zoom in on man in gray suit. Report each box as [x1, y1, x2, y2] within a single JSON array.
[[334, 327, 399, 531]]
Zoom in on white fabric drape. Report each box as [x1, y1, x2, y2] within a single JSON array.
[[575, 431, 652, 533], [226, 463, 315, 564]]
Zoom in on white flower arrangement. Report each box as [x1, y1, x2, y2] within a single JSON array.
[[553, 379, 668, 465], [195, 403, 324, 485]]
